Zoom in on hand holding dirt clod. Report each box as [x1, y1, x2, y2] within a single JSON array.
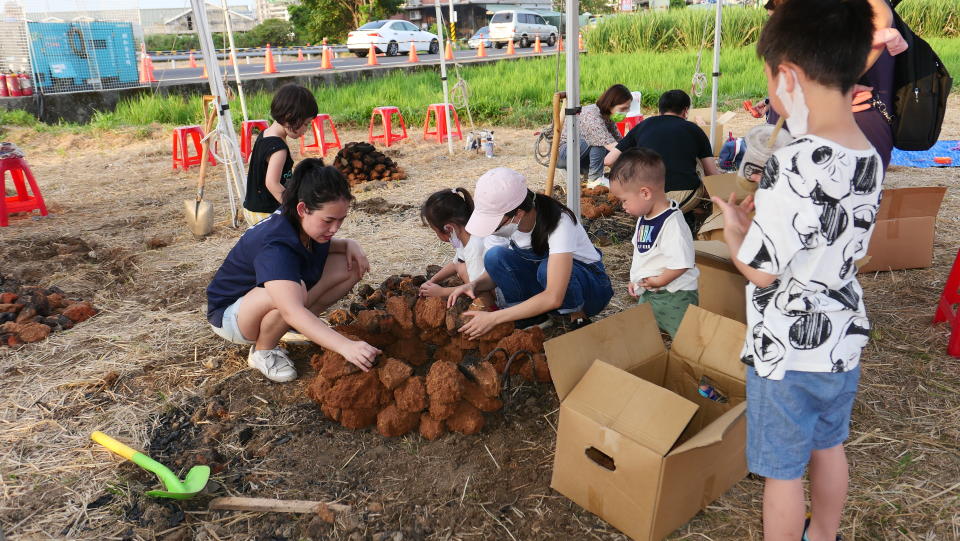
[[446, 282, 476, 308], [339, 339, 381, 371], [418, 280, 444, 298], [458, 310, 501, 340]]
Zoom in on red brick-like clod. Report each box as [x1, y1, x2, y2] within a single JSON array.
[[325, 371, 390, 410], [394, 376, 427, 412], [414, 297, 446, 330], [463, 380, 503, 412], [445, 295, 473, 333], [419, 413, 446, 440], [385, 337, 428, 366], [426, 360, 466, 405], [341, 407, 379, 429], [386, 295, 415, 334], [328, 309, 353, 326]]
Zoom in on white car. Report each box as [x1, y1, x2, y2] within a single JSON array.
[[488, 10, 558, 49], [347, 20, 440, 57]]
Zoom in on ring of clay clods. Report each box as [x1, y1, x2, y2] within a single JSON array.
[[581, 185, 621, 219], [307, 268, 550, 439]]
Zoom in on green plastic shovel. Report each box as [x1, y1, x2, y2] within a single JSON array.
[[91, 431, 210, 499]]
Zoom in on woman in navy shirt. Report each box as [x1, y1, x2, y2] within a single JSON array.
[[206, 159, 379, 382]]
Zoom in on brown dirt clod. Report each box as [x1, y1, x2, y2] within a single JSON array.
[[394, 376, 427, 413], [428, 398, 457, 421], [414, 297, 446, 330], [446, 401, 486, 435], [62, 301, 96, 323], [327, 309, 353, 326], [376, 403, 420, 437], [462, 381, 503, 413], [385, 337, 428, 366], [419, 413, 447, 440], [17, 322, 51, 343], [385, 296, 414, 332], [532, 353, 552, 382], [325, 371, 390, 410], [340, 407, 379, 430], [425, 361, 465, 404], [317, 349, 360, 381], [377, 357, 413, 390]]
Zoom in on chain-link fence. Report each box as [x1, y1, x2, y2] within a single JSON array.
[[3, 0, 143, 95]]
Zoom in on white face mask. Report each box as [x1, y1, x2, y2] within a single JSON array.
[[776, 69, 809, 136], [445, 226, 464, 250], [492, 216, 520, 238]]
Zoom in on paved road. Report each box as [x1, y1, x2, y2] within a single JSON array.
[[152, 44, 565, 85]]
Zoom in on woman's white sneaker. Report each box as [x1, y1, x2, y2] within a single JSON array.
[[248, 347, 298, 382]]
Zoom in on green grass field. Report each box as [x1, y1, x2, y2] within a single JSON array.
[[5, 37, 958, 131]]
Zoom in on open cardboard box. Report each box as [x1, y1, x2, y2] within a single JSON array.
[[694, 240, 747, 323], [689, 108, 737, 156], [544, 304, 748, 541], [698, 173, 756, 242], [859, 186, 947, 272]]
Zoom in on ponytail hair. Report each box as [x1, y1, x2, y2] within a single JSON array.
[[504, 190, 577, 255], [282, 158, 354, 232], [420, 187, 475, 230]]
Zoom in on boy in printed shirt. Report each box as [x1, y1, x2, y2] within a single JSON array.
[[711, 1, 882, 539], [609, 148, 699, 337]]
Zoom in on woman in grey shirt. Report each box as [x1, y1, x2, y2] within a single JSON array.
[[557, 84, 634, 182]]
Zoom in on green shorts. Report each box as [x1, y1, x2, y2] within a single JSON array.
[[638, 289, 699, 338]]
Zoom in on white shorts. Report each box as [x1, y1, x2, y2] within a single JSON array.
[[210, 297, 255, 345]]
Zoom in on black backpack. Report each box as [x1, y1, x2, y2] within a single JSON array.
[[889, 4, 953, 151]]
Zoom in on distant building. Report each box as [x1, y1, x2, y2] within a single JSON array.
[[402, 0, 555, 39], [160, 3, 257, 34], [255, 0, 300, 22]]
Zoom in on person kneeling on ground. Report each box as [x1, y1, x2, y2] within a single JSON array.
[[449, 167, 614, 337], [609, 148, 699, 338], [556, 83, 634, 183], [206, 158, 380, 382], [604, 89, 721, 219]]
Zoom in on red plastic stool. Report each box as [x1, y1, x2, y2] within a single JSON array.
[[423, 103, 463, 143], [241, 119, 269, 163], [0, 157, 47, 227], [172, 125, 216, 170], [933, 249, 960, 357], [616, 115, 644, 137], [300, 114, 342, 156], [368, 106, 408, 147]]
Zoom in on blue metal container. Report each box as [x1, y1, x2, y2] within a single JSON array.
[[28, 21, 139, 92]]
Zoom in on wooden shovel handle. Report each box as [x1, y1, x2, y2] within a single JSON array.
[[196, 98, 217, 199]]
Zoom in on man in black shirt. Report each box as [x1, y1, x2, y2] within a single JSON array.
[[604, 90, 720, 211]]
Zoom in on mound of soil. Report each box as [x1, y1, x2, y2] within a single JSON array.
[[581, 185, 621, 219], [306, 268, 552, 437]]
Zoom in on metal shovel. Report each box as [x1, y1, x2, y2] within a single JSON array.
[[184, 96, 216, 237], [91, 431, 210, 500]]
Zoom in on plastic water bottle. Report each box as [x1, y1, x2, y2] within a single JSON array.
[[482, 137, 494, 158]]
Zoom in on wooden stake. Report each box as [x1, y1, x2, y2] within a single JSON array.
[[209, 497, 349, 516], [545, 91, 566, 197]]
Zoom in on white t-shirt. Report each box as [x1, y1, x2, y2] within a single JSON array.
[[736, 135, 882, 381], [629, 200, 699, 292], [453, 235, 488, 282], [511, 213, 600, 264]]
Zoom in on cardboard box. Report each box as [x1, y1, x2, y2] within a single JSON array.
[[689, 108, 737, 156], [697, 173, 755, 242], [694, 241, 747, 323], [859, 186, 947, 273], [545, 304, 748, 541]]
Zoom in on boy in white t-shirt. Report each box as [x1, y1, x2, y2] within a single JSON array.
[[609, 148, 699, 337]]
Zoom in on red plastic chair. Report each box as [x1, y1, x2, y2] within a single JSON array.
[[300, 114, 342, 156], [368, 106, 408, 147], [933, 249, 960, 357], [241, 119, 269, 163], [423, 103, 463, 143], [172, 125, 216, 170], [0, 156, 48, 227]]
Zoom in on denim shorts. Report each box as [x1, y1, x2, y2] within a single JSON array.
[[210, 297, 255, 346], [746, 366, 860, 480]]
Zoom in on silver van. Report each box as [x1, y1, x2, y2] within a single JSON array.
[[488, 10, 558, 48]]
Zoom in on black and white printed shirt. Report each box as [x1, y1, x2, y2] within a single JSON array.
[[736, 135, 883, 380]]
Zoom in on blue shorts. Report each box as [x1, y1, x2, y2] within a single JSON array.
[[746, 366, 860, 480]]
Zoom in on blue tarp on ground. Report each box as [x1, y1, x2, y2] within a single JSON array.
[[890, 140, 960, 168]]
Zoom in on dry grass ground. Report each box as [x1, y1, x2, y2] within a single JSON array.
[[0, 98, 958, 540]]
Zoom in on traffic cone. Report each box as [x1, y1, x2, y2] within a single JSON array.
[[262, 43, 277, 74], [139, 45, 157, 83], [201, 64, 208, 79], [188, 50, 197, 68], [533, 36, 542, 53], [444, 40, 454, 60], [297, 48, 304, 62], [408, 41, 419, 63], [320, 45, 333, 69], [476, 40, 486, 58], [367, 43, 378, 66], [578, 33, 585, 51], [506, 39, 516, 55], [558, 35, 564, 51]]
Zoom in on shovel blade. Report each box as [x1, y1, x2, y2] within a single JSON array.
[[184, 199, 214, 237], [144, 465, 210, 499]]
